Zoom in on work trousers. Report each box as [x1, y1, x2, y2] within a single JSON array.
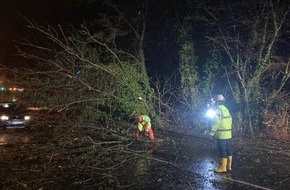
[[216, 139, 232, 158], [136, 128, 154, 141]]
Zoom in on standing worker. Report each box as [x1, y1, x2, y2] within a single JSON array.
[[136, 115, 154, 141], [209, 94, 233, 173]]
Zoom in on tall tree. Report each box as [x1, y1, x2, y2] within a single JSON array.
[[199, 0, 290, 137], [72, 0, 155, 116], [177, 21, 199, 108]]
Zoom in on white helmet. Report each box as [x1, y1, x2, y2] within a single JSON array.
[[215, 94, 225, 101]]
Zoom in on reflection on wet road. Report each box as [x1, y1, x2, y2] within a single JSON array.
[[0, 133, 31, 145], [147, 130, 290, 190], [187, 158, 220, 190], [1, 128, 289, 190]]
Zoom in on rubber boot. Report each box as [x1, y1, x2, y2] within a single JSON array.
[[214, 158, 227, 173], [227, 156, 232, 171]]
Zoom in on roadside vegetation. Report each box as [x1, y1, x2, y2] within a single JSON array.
[[0, 0, 289, 189]]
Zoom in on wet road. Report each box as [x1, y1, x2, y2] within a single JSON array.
[[1, 128, 290, 190], [122, 129, 290, 190]]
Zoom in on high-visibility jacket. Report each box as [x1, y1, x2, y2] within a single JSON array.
[[211, 105, 232, 139], [137, 115, 152, 132]]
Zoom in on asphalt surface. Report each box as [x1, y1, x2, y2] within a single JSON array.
[[1, 127, 290, 190], [121, 129, 290, 190]]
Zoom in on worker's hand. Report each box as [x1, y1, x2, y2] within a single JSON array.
[[145, 128, 149, 132], [209, 132, 215, 136]]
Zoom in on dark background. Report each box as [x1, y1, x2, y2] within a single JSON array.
[[0, 0, 72, 67], [0, 0, 182, 78]]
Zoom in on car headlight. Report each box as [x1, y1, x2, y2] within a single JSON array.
[[0, 115, 9, 120], [24, 116, 31, 120], [206, 109, 216, 119]]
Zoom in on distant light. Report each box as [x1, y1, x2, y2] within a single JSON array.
[[8, 87, 24, 91], [27, 107, 49, 111], [0, 115, 9, 120]]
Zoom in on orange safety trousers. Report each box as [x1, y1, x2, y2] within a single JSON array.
[[136, 125, 154, 141]]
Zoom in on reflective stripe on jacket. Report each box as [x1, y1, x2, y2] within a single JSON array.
[[211, 105, 232, 139], [137, 115, 151, 132]]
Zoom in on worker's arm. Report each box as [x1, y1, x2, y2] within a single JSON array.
[[137, 123, 143, 132], [210, 109, 222, 136]]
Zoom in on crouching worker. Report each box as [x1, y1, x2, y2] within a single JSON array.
[[136, 115, 154, 141]]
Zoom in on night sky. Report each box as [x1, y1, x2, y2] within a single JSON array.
[[0, 0, 182, 105], [0, 0, 72, 67], [0, 0, 179, 77]]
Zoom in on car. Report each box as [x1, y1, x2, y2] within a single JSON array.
[[0, 102, 31, 129]]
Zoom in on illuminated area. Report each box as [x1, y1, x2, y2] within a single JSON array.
[[8, 87, 24, 92], [0, 115, 9, 120], [206, 109, 217, 119], [0, 84, 24, 103], [183, 155, 223, 190], [0, 102, 31, 128], [0, 85, 24, 92]]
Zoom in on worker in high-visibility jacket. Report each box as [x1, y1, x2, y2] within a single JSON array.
[[136, 115, 154, 141], [210, 94, 233, 173]]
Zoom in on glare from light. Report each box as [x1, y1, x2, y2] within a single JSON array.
[[206, 109, 216, 118], [0, 115, 9, 120], [24, 116, 31, 120]]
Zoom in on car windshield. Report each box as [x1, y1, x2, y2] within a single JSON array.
[[0, 103, 27, 113]]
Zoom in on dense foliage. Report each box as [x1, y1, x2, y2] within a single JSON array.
[[1, 0, 289, 139], [0, 1, 289, 189]]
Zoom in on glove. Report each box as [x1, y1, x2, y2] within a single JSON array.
[[145, 128, 149, 132], [209, 132, 215, 136]]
